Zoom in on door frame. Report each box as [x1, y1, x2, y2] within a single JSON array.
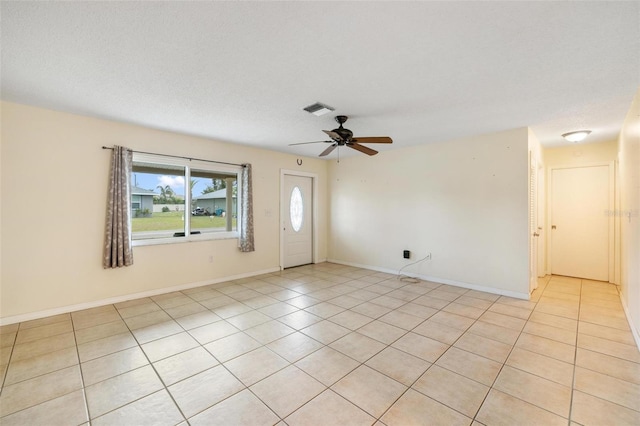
[[529, 150, 542, 293], [280, 169, 319, 270], [537, 158, 546, 279], [546, 161, 615, 282]]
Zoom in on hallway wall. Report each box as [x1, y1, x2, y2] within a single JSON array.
[[616, 89, 640, 347]]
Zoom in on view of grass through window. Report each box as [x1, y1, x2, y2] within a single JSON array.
[[131, 159, 238, 241], [131, 212, 236, 232]]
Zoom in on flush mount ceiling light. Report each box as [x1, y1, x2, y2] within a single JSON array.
[[562, 130, 592, 143], [303, 102, 335, 116]]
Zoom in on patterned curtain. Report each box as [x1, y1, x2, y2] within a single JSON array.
[[239, 163, 255, 252], [103, 146, 134, 268]]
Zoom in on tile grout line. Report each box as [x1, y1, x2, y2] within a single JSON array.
[[101, 300, 191, 424], [173, 275, 323, 423], [561, 281, 640, 416], [372, 283, 503, 424], [148, 286, 286, 423], [183, 277, 296, 423], [0, 272, 533, 422], [373, 281, 537, 423], [281, 278, 408, 424], [0, 323, 20, 401], [278, 279, 402, 423], [248, 274, 424, 424], [0, 316, 82, 421], [0, 325, 18, 398], [456, 288, 537, 423], [3, 269, 637, 424], [204, 270, 385, 424], [567, 278, 584, 425], [467, 308, 524, 422], [0, 268, 413, 422], [69, 313, 93, 424], [152, 291, 282, 424], [465, 275, 575, 423], [283, 276, 424, 422]]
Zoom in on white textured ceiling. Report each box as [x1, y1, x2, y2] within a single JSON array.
[[1, 1, 638, 158]]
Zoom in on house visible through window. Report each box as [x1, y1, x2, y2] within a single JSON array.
[[130, 153, 241, 245]]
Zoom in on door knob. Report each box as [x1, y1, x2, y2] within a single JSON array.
[[551, 225, 557, 230], [533, 232, 540, 237]]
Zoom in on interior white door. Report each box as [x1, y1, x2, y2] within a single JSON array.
[[529, 153, 539, 293], [551, 165, 610, 281], [283, 175, 313, 268]]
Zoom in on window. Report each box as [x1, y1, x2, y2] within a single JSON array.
[[130, 153, 241, 245], [290, 186, 303, 232]]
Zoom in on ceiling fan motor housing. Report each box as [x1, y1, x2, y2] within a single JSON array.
[[333, 128, 353, 143], [333, 115, 353, 142]]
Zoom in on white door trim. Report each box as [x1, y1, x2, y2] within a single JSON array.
[[529, 151, 540, 293], [546, 161, 615, 282], [280, 169, 319, 270]]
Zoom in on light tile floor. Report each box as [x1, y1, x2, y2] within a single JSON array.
[[1, 263, 639, 425]]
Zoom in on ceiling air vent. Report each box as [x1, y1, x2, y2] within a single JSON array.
[[303, 102, 335, 116]]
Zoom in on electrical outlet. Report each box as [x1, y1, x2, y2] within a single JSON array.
[[403, 250, 411, 259], [208, 255, 214, 263], [426, 252, 432, 260]]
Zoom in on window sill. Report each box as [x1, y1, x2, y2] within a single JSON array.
[[132, 231, 239, 247]]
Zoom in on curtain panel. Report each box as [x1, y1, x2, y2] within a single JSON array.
[[103, 145, 134, 268], [239, 163, 255, 252]]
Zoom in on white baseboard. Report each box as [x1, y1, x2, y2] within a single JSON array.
[[619, 295, 640, 351], [0, 267, 281, 326], [327, 259, 530, 300]]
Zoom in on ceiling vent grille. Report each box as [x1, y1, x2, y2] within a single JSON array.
[[303, 102, 334, 116]]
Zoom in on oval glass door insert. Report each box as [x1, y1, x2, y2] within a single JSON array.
[[290, 186, 303, 232]]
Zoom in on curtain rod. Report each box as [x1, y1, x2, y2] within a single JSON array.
[[101, 146, 245, 168]]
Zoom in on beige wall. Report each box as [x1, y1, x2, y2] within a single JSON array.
[[0, 102, 551, 320], [327, 127, 530, 298], [544, 140, 618, 167], [0, 102, 329, 320], [617, 88, 640, 344]]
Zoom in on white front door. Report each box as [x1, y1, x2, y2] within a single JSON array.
[[283, 174, 313, 268], [550, 165, 610, 281]]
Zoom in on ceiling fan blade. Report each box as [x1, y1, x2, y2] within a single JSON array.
[[289, 140, 333, 146], [351, 136, 393, 144], [348, 143, 378, 156], [323, 130, 342, 141], [319, 143, 338, 157]]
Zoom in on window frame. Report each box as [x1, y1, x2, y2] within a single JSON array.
[[131, 152, 242, 247]]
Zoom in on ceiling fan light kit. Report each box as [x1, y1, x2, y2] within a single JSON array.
[[290, 115, 393, 158]]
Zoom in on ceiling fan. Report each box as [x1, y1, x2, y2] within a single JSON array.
[[290, 115, 392, 157]]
